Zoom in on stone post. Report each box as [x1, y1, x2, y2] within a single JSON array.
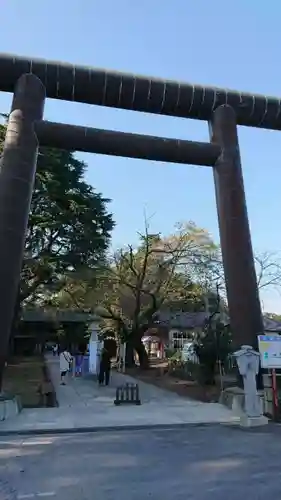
[[234, 345, 268, 427], [209, 105, 264, 350], [0, 74, 45, 388]]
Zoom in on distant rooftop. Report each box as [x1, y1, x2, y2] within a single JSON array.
[[154, 310, 281, 332], [21, 308, 281, 332], [154, 311, 208, 329], [21, 309, 99, 323]]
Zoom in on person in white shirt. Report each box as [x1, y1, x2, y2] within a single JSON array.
[[59, 349, 72, 385]]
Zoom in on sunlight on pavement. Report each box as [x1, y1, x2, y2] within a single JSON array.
[[197, 458, 244, 470], [17, 493, 56, 499]]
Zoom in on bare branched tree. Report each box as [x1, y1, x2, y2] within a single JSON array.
[[255, 252, 281, 291]]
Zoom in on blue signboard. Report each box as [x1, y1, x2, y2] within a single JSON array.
[[258, 335, 281, 369]]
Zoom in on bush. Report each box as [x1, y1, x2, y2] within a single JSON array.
[[194, 321, 232, 385], [165, 347, 179, 359], [168, 358, 202, 381]]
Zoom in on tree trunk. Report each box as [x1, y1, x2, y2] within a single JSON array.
[[0, 294, 21, 391], [0, 354, 5, 393], [135, 341, 149, 369], [124, 325, 150, 369], [8, 288, 21, 355], [125, 340, 135, 368]]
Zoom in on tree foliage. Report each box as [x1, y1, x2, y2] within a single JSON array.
[[265, 312, 281, 322], [0, 122, 115, 310]]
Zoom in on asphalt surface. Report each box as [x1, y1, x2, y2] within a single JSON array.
[[0, 425, 280, 499]]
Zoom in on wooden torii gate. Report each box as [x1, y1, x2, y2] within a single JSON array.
[[0, 53, 277, 382]]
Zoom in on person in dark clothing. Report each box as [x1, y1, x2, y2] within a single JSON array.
[[98, 347, 111, 386]]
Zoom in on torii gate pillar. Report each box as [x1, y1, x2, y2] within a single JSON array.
[[0, 74, 45, 386], [209, 105, 264, 350]]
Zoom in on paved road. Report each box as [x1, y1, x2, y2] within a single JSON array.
[[0, 425, 280, 499]]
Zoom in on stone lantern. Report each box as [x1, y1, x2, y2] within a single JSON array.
[[233, 345, 268, 427]]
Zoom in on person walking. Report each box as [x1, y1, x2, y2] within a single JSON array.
[[98, 347, 111, 386], [59, 348, 72, 385]]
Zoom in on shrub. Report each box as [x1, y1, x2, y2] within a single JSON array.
[[194, 321, 232, 385]]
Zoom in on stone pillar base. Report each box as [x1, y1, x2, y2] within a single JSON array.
[[240, 414, 268, 427], [0, 394, 21, 421]]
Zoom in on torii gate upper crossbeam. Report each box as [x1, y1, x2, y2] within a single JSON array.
[[0, 53, 281, 130]]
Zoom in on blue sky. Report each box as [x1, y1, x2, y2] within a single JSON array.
[[0, 0, 280, 312]]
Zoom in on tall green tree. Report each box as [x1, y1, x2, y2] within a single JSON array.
[[0, 123, 114, 317]]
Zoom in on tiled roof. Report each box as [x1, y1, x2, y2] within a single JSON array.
[[154, 311, 281, 332], [263, 317, 281, 332], [154, 311, 208, 328]]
